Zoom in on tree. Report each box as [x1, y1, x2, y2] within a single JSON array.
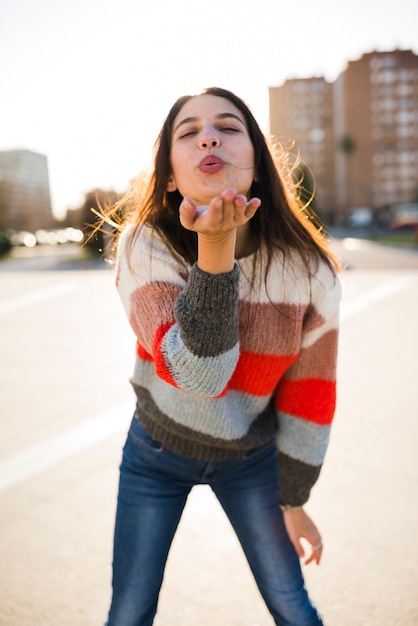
[[338, 134, 356, 155], [337, 134, 357, 221]]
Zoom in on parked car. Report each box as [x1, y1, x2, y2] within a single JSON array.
[[389, 204, 418, 230]]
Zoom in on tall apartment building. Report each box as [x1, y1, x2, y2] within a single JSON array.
[[0, 149, 54, 232], [269, 77, 336, 221], [269, 49, 418, 223]]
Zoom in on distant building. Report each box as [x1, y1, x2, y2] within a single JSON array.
[[335, 49, 418, 217], [0, 149, 54, 232], [269, 77, 336, 220], [269, 49, 418, 223]]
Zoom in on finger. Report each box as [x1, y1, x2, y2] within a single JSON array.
[[179, 197, 197, 228], [231, 195, 260, 223], [305, 540, 323, 566], [180, 196, 196, 214], [216, 191, 246, 225], [220, 190, 243, 218], [227, 194, 258, 224], [220, 188, 237, 202], [233, 195, 247, 219], [207, 196, 223, 223], [182, 196, 222, 230], [245, 197, 261, 218]]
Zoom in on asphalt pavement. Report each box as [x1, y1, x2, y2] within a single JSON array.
[[0, 239, 417, 626]]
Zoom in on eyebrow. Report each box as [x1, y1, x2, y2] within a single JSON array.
[[173, 112, 245, 134]]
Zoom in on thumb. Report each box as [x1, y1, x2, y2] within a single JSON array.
[[179, 197, 197, 229]]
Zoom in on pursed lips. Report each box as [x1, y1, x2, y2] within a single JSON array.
[[198, 155, 224, 173]]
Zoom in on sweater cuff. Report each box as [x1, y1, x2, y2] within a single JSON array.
[[278, 453, 322, 507]]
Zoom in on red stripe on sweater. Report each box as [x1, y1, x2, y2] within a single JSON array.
[[274, 378, 336, 425], [136, 341, 153, 361], [138, 330, 299, 397], [226, 351, 298, 396]]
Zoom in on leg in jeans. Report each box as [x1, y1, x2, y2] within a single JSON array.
[[106, 418, 192, 626], [212, 439, 324, 626]]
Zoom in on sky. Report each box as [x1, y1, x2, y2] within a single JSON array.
[[1, 0, 417, 219]]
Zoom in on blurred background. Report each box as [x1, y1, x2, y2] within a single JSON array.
[[0, 0, 418, 255]]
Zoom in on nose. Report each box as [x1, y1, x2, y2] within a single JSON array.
[[199, 129, 220, 150]]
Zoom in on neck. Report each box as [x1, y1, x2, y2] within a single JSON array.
[[235, 223, 255, 259]]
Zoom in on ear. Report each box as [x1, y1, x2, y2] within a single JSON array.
[[167, 176, 177, 192]]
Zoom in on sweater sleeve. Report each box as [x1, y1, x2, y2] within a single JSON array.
[[116, 225, 240, 397], [274, 262, 342, 506]]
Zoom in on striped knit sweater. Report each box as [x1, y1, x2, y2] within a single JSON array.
[[116, 224, 341, 506]]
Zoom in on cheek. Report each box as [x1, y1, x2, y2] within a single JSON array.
[[171, 148, 193, 180], [233, 143, 255, 174], [241, 143, 255, 168]]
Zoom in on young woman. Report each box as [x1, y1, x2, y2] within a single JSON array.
[[104, 87, 341, 626]]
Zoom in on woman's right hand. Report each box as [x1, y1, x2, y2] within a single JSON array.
[[179, 188, 260, 237], [179, 188, 260, 274]]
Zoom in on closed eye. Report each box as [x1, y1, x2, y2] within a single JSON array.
[[219, 126, 240, 133], [180, 127, 238, 138], [179, 129, 198, 139]]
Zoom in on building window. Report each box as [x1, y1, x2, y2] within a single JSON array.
[[396, 125, 411, 137], [372, 154, 385, 167], [397, 83, 413, 96], [381, 55, 396, 68]]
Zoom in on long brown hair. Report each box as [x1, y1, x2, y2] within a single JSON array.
[[103, 87, 340, 275]]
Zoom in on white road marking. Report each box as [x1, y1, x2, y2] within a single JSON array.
[[0, 283, 76, 315], [0, 274, 414, 494], [341, 276, 414, 320], [0, 403, 133, 494]]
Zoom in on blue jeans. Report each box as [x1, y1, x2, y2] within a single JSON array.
[[105, 416, 324, 626]]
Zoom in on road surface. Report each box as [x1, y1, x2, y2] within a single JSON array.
[[0, 239, 417, 625]]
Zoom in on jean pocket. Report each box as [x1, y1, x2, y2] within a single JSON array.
[[130, 417, 164, 453]]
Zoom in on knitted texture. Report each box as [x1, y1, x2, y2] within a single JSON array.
[[116, 224, 341, 506]]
